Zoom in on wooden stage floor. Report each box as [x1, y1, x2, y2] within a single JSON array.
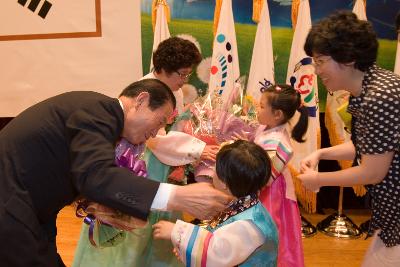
[[57, 206, 371, 267]]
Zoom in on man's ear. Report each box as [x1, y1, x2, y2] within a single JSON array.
[[135, 92, 150, 109]]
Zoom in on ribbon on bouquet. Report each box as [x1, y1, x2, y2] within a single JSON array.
[[76, 138, 148, 247], [75, 203, 128, 248], [115, 138, 147, 177]]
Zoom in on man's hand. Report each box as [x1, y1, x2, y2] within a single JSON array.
[[153, 220, 175, 240], [200, 145, 219, 161], [167, 183, 233, 220]]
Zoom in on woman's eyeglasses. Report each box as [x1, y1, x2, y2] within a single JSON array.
[[312, 56, 331, 68], [175, 71, 192, 79]]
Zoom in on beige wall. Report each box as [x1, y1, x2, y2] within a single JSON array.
[[0, 0, 142, 116]]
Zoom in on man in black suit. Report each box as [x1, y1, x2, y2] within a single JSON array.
[[0, 78, 231, 266]]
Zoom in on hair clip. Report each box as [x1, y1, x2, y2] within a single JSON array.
[[275, 85, 282, 91]]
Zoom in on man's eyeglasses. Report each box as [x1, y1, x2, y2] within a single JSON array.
[[175, 71, 192, 79]]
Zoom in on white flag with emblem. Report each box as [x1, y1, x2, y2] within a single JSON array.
[[286, 0, 319, 171], [353, 0, 367, 21], [149, 0, 170, 72], [208, 0, 240, 109], [246, 0, 274, 101]]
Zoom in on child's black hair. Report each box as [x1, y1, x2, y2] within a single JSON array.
[[262, 84, 308, 143], [215, 140, 271, 197]]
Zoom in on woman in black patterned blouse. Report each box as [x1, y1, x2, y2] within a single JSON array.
[[298, 10, 400, 267]]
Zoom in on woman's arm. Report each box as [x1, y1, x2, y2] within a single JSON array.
[[300, 141, 355, 172], [298, 151, 394, 191]]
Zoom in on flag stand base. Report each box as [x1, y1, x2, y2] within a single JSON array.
[[301, 215, 317, 238], [317, 213, 362, 239], [316, 187, 362, 239]]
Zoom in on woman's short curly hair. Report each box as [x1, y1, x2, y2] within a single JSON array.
[[152, 37, 202, 73], [304, 10, 378, 71]]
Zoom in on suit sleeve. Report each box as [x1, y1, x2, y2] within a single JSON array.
[[66, 101, 160, 220]]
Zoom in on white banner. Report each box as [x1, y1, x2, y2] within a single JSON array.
[[286, 0, 319, 171], [246, 0, 274, 101], [352, 0, 367, 21], [149, 0, 170, 72], [0, 0, 142, 116], [208, 0, 239, 108]]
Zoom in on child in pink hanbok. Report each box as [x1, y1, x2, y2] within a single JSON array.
[[253, 84, 308, 267]]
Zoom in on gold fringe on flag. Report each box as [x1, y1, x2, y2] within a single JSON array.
[[151, 0, 171, 32], [292, 115, 321, 213], [213, 0, 223, 36], [252, 0, 264, 23], [290, 165, 317, 213], [291, 0, 300, 29], [324, 102, 367, 197]]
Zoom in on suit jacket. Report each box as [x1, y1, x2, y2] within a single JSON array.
[[0, 91, 160, 234]]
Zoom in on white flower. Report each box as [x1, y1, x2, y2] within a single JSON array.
[[197, 57, 212, 84], [176, 34, 201, 54], [181, 84, 198, 104]]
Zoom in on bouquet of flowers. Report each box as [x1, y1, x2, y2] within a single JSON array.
[[182, 79, 259, 179], [75, 138, 148, 247]]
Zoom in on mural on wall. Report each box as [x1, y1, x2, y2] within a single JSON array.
[[140, 0, 399, 110], [142, 0, 399, 39]]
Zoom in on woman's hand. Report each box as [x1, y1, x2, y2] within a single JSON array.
[[231, 130, 249, 141], [297, 166, 320, 192], [300, 150, 321, 173]]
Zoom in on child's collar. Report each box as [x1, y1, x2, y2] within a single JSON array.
[[208, 193, 258, 229]]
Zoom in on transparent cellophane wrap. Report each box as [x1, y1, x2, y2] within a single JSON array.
[[182, 81, 259, 178]]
